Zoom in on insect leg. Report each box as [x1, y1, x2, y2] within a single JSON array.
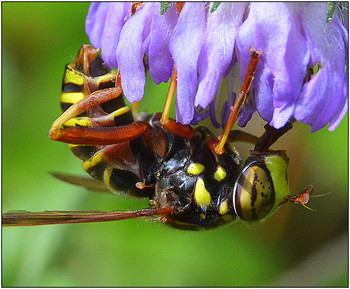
[[62, 106, 132, 129], [214, 48, 261, 155], [50, 86, 123, 132], [2, 207, 174, 227], [226, 130, 260, 144], [49, 122, 149, 145], [50, 82, 151, 145], [253, 122, 293, 152], [160, 67, 196, 139]]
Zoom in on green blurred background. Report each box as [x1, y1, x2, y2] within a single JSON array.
[[2, 2, 348, 287]]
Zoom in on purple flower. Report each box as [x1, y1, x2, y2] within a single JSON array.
[[86, 2, 348, 132]]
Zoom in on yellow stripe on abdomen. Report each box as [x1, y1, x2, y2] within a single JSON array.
[[103, 167, 115, 192], [95, 73, 117, 86], [60, 92, 85, 104], [64, 66, 85, 85], [82, 152, 104, 172]]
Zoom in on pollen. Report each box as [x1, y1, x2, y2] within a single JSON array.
[[194, 178, 211, 207], [187, 163, 205, 175]]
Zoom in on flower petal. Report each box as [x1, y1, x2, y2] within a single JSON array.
[[195, 2, 247, 108], [169, 2, 207, 124], [253, 67, 274, 123], [86, 3, 131, 68], [116, 3, 156, 103], [329, 68, 348, 131], [85, 2, 348, 131], [86, 3, 108, 48], [149, 3, 178, 84], [329, 97, 348, 131], [101, 3, 131, 68], [236, 2, 309, 128], [271, 102, 295, 129], [294, 3, 347, 131]]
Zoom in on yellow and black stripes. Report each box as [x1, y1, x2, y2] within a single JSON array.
[[81, 150, 143, 196], [59, 47, 134, 162], [60, 65, 96, 160], [103, 167, 140, 194], [82, 151, 107, 180], [57, 45, 153, 197], [59, 45, 139, 188], [60, 67, 86, 113], [69, 144, 97, 161]]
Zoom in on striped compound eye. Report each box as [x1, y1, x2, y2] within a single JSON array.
[[233, 162, 275, 221]]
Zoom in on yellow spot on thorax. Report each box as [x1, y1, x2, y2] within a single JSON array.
[[215, 166, 227, 182], [187, 163, 205, 175], [194, 178, 211, 207], [82, 152, 104, 171]]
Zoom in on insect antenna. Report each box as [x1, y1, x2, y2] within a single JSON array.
[[310, 191, 333, 198]]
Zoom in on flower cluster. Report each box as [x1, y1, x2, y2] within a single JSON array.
[[86, 2, 348, 132]]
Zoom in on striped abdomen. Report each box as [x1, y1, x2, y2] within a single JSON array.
[[59, 45, 147, 196], [60, 64, 134, 159]]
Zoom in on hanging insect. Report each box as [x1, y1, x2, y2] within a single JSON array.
[[2, 45, 315, 230]]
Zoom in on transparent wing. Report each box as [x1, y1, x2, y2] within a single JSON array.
[[2, 207, 173, 227], [51, 172, 112, 193]]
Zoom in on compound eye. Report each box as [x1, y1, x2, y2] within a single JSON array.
[[233, 163, 275, 221]]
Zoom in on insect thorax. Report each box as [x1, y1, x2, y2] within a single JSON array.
[[146, 119, 243, 230]]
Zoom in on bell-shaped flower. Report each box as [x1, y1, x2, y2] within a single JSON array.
[[86, 2, 348, 132]]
